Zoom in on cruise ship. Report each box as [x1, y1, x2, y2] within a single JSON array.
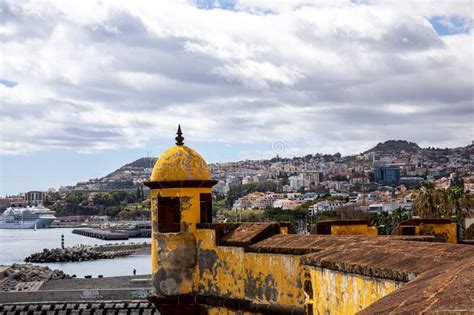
[[0, 205, 57, 229]]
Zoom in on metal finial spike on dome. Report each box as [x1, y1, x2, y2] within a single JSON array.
[[175, 124, 184, 145]]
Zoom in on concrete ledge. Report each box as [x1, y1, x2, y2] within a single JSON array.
[[0, 287, 154, 303]]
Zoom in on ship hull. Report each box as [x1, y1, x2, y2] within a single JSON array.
[[0, 221, 36, 229], [0, 218, 55, 229], [35, 217, 55, 229]]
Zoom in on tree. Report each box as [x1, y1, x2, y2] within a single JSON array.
[[65, 192, 87, 204], [44, 192, 61, 206], [446, 186, 473, 240], [446, 186, 473, 221], [369, 208, 411, 235], [412, 181, 450, 218], [334, 204, 367, 220]]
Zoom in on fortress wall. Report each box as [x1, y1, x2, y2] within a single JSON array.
[[415, 223, 457, 243], [330, 224, 378, 236], [303, 266, 403, 315], [152, 232, 196, 296], [196, 228, 304, 307], [243, 253, 303, 305], [196, 229, 245, 298]]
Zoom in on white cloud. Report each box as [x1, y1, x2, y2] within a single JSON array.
[[0, 0, 472, 156]]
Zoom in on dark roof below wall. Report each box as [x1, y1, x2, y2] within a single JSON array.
[[219, 222, 281, 247], [358, 259, 474, 314], [299, 235, 471, 282]]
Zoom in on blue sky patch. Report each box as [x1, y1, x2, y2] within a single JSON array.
[[194, 0, 237, 11], [0, 79, 18, 88], [429, 16, 470, 36]]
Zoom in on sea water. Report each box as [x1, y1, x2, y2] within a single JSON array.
[[0, 228, 151, 277]]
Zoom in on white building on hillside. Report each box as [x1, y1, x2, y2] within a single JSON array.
[[289, 175, 309, 191], [308, 200, 343, 216]]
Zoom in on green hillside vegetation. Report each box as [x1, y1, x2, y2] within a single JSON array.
[[363, 140, 420, 154], [45, 188, 150, 219]]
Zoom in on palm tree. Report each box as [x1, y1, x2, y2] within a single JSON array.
[[446, 186, 473, 240], [369, 208, 411, 235], [412, 181, 450, 218], [446, 187, 473, 220]]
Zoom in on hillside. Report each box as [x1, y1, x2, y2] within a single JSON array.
[[107, 157, 157, 177], [363, 140, 421, 155], [73, 157, 157, 191], [71, 140, 472, 191]]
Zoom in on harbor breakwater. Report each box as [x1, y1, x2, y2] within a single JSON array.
[[72, 227, 151, 240], [0, 264, 70, 291], [24, 243, 151, 263]]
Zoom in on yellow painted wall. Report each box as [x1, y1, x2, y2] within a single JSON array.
[[415, 223, 457, 244], [243, 253, 303, 305], [196, 228, 304, 307], [150, 186, 212, 295], [280, 226, 289, 234], [150, 187, 212, 274], [304, 266, 402, 315], [196, 229, 245, 297], [330, 224, 378, 236]]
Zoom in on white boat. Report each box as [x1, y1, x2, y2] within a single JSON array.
[[0, 205, 56, 229]]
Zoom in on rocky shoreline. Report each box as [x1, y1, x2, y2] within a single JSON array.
[[25, 247, 113, 263], [0, 263, 70, 291], [24, 243, 150, 263]]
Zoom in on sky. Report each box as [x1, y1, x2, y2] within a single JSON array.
[[0, 0, 473, 196]]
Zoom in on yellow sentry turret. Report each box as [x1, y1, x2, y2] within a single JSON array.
[[145, 125, 216, 298]]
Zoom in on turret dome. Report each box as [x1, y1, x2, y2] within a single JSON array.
[[149, 126, 211, 182]]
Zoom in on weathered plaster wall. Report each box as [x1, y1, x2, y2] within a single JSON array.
[[150, 187, 212, 296], [196, 229, 245, 298], [304, 266, 402, 315], [330, 224, 378, 236], [415, 223, 457, 243], [243, 253, 302, 305], [196, 229, 304, 307], [153, 232, 196, 295]]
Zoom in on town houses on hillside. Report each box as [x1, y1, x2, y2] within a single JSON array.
[[212, 142, 473, 214], [2, 141, 473, 218]]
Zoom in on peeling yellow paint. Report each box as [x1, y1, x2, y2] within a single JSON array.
[[196, 228, 303, 306], [304, 266, 402, 314], [148, 142, 214, 296], [150, 145, 211, 182], [151, 186, 213, 280], [415, 223, 457, 243], [331, 224, 378, 236]]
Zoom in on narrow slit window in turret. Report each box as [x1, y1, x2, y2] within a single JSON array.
[[157, 197, 181, 232], [200, 193, 212, 223]]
